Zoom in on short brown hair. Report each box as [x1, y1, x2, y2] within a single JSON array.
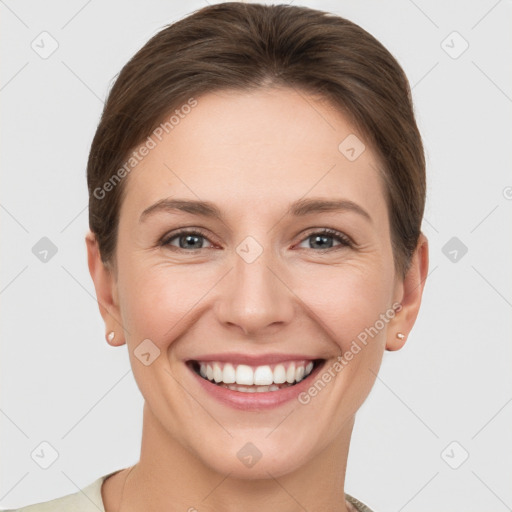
[[87, 1, 426, 279]]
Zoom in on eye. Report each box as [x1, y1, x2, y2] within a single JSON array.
[[160, 229, 215, 250], [296, 228, 353, 251], [159, 227, 354, 252]]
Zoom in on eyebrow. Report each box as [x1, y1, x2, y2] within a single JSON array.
[[139, 197, 372, 223]]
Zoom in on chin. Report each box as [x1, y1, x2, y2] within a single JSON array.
[[192, 428, 320, 480]]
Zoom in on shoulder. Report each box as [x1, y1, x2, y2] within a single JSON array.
[[1, 472, 116, 512], [345, 492, 377, 512]]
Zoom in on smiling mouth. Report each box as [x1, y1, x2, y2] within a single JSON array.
[[188, 359, 325, 393]]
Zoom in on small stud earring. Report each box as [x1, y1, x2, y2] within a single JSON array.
[[396, 332, 405, 340], [107, 331, 115, 343]]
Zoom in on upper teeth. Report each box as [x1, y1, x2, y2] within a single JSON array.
[[198, 361, 315, 386]]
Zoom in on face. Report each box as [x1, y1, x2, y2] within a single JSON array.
[[88, 87, 426, 479]]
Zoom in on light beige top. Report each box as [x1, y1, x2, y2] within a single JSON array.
[[3, 471, 375, 511]]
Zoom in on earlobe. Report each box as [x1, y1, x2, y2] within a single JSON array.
[[386, 233, 429, 351], [105, 330, 125, 347], [387, 331, 407, 352], [85, 231, 126, 346]]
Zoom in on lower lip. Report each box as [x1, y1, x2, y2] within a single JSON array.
[[187, 360, 326, 411]]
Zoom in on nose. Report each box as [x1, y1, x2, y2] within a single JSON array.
[[214, 245, 295, 337]]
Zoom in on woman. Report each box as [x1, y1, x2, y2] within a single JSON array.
[[7, 2, 428, 511]]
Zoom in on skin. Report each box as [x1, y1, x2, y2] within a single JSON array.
[[86, 86, 429, 512]]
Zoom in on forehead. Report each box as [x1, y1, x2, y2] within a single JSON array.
[[120, 87, 388, 225]]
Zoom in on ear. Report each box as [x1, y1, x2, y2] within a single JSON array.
[[85, 230, 125, 346], [386, 232, 429, 351]]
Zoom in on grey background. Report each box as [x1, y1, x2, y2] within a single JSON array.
[[1, 0, 511, 510]]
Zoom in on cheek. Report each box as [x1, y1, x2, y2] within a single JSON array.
[[117, 260, 218, 345], [291, 260, 393, 351]]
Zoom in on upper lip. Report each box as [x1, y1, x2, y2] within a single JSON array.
[[186, 353, 323, 366]]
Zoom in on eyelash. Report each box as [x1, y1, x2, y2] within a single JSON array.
[[159, 227, 354, 252]]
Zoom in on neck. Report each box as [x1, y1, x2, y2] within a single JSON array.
[[111, 402, 355, 512]]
